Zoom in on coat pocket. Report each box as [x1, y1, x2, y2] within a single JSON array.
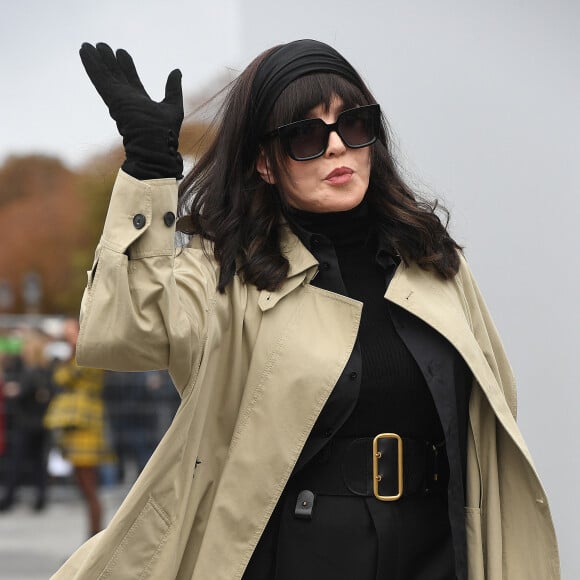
[[465, 507, 485, 580], [98, 496, 172, 580]]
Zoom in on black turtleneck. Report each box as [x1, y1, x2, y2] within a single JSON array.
[[244, 203, 466, 580], [289, 202, 444, 442]]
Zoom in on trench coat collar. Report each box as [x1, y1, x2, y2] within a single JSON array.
[[260, 216, 398, 312], [190, 225, 318, 312], [280, 223, 319, 278], [258, 224, 319, 311]]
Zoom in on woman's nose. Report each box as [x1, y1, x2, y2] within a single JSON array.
[[325, 129, 347, 156]]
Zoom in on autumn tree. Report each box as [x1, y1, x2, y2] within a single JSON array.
[[0, 114, 212, 315], [0, 155, 88, 314]]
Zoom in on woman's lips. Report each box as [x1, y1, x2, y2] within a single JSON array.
[[325, 167, 354, 185]]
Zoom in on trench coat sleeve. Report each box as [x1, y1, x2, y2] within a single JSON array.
[[76, 170, 218, 393], [456, 255, 517, 418]]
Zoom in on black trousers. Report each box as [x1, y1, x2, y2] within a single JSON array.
[[1, 427, 50, 503], [243, 487, 455, 580]]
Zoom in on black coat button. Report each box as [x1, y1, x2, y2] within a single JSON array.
[[163, 211, 176, 227], [349, 371, 358, 380], [133, 213, 146, 229]]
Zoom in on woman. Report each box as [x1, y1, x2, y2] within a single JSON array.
[[0, 330, 54, 512], [46, 318, 112, 537], [52, 40, 559, 579]]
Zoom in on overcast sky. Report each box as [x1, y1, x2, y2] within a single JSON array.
[[0, 0, 241, 166], [1, 0, 579, 575]]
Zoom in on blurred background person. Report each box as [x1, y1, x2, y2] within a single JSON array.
[[0, 344, 25, 509], [103, 369, 180, 483], [0, 353, 7, 463], [145, 370, 180, 442], [44, 318, 113, 537], [0, 329, 55, 512], [103, 370, 157, 483]]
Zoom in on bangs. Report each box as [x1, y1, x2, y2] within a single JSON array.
[[267, 73, 371, 130]]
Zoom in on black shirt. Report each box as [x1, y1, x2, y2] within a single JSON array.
[[243, 201, 469, 580]]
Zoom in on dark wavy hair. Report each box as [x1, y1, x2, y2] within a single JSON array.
[[178, 46, 461, 293]]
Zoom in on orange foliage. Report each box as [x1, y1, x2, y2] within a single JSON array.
[[0, 156, 88, 314], [0, 117, 211, 315]]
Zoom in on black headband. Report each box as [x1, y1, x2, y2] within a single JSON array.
[[252, 39, 364, 124]]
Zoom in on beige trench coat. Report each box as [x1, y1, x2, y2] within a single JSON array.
[[52, 171, 560, 579]]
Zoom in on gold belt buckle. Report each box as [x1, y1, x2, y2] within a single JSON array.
[[372, 433, 403, 501]]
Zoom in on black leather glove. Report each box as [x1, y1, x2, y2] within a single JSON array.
[[79, 42, 184, 180]]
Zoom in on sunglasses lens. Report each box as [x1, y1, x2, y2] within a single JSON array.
[[272, 104, 380, 161], [338, 107, 378, 148], [285, 119, 327, 160]]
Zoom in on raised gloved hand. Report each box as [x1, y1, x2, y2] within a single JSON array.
[[79, 42, 184, 180]]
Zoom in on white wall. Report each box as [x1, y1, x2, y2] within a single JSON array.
[[239, 1, 580, 576], [0, 0, 241, 166]]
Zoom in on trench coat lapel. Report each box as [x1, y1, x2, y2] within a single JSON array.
[[389, 302, 470, 579], [195, 280, 362, 579], [385, 261, 533, 464]]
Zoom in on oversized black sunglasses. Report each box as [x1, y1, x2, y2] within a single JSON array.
[[265, 104, 381, 161]]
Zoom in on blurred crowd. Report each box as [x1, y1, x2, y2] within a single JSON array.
[[0, 317, 180, 534]]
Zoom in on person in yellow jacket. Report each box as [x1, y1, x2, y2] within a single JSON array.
[[46, 318, 112, 537], [52, 40, 559, 578]]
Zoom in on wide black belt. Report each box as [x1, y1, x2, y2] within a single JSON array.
[[292, 434, 448, 517]]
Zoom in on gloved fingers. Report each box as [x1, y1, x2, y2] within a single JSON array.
[[116, 48, 149, 97], [79, 42, 115, 103], [164, 69, 183, 112], [95, 42, 127, 84]]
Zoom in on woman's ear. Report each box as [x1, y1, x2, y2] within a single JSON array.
[[256, 150, 276, 185]]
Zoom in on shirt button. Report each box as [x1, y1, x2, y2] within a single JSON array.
[[349, 371, 358, 380], [323, 429, 333, 438], [167, 130, 178, 149], [163, 211, 176, 227], [320, 262, 330, 271], [311, 235, 322, 246], [133, 213, 146, 229]]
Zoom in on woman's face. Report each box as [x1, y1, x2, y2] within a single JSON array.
[[258, 97, 372, 213]]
